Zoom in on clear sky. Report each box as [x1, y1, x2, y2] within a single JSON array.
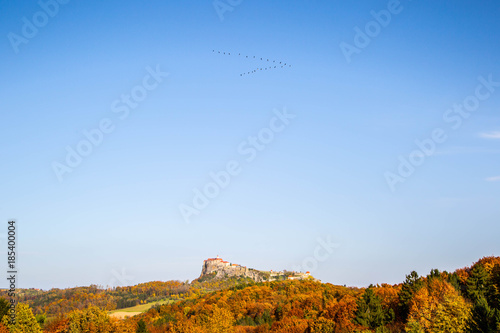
[[1, 0, 499, 290]]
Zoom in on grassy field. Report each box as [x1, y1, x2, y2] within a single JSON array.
[[109, 299, 175, 314]]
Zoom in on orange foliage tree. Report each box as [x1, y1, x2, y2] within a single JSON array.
[[406, 277, 471, 332]]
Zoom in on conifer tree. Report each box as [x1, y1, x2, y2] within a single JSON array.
[[355, 285, 391, 329], [399, 271, 423, 322]]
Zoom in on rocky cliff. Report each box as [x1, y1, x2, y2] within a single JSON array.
[[198, 256, 266, 282], [196, 256, 317, 283]]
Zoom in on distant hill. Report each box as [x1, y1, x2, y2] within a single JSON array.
[[1, 256, 303, 317], [0, 281, 190, 316]]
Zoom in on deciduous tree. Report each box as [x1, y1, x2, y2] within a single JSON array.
[[406, 278, 470, 333], [66, 306, 113, 333], [1, 303, 42, 333]]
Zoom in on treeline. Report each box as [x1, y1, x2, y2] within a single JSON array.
[[0, 302, 139, 333], [0, 256, 499, 332], [0, 274, 256, 319], [0, 280, 190, 317]]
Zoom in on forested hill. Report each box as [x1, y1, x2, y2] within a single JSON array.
[[0, 276, 254, 317], [131, 256, 500, 332], [0, 256, 499, 332]]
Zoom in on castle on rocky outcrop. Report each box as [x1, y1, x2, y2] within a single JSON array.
[[197, 255, 319, 283]]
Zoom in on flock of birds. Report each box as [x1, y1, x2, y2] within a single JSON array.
[[212, 50, 292, 76]]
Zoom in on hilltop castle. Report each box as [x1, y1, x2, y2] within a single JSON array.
[[198, 255, 318, 283]]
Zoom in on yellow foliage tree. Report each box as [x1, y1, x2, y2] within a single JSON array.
[[66, 306, 113, 333], [1, 303, 42, 333], [406, 278, 471, 333], [205, 305, 234, 333], [111, 318, 135, 333], [432, 294, 471, 333]]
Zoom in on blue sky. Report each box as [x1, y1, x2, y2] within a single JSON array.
[[1, 0, 499, 289]]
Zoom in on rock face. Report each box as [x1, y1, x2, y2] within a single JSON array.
[[200, 256, 267, 282], [197, 256, 319, 283]]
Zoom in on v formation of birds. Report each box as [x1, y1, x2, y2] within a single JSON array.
[[213, 50, 292, 76]]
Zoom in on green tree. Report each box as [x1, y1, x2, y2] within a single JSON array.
[[468, 296, 495, 333], [467, 265, 490, 302], [487, 264, 500, 310], [466, 264, 500, 332], [136, 318, 148, 333], [35, 313, 45, 326], [1, 303, 42, 333], [355, 286, 391, 329], [428, 269, 441, 280], [447, 272, 462, 293], [399, 271, 423, 322], [0, 299, 9, 323]]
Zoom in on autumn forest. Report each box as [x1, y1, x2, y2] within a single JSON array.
[[1, 256, 499, 332]]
